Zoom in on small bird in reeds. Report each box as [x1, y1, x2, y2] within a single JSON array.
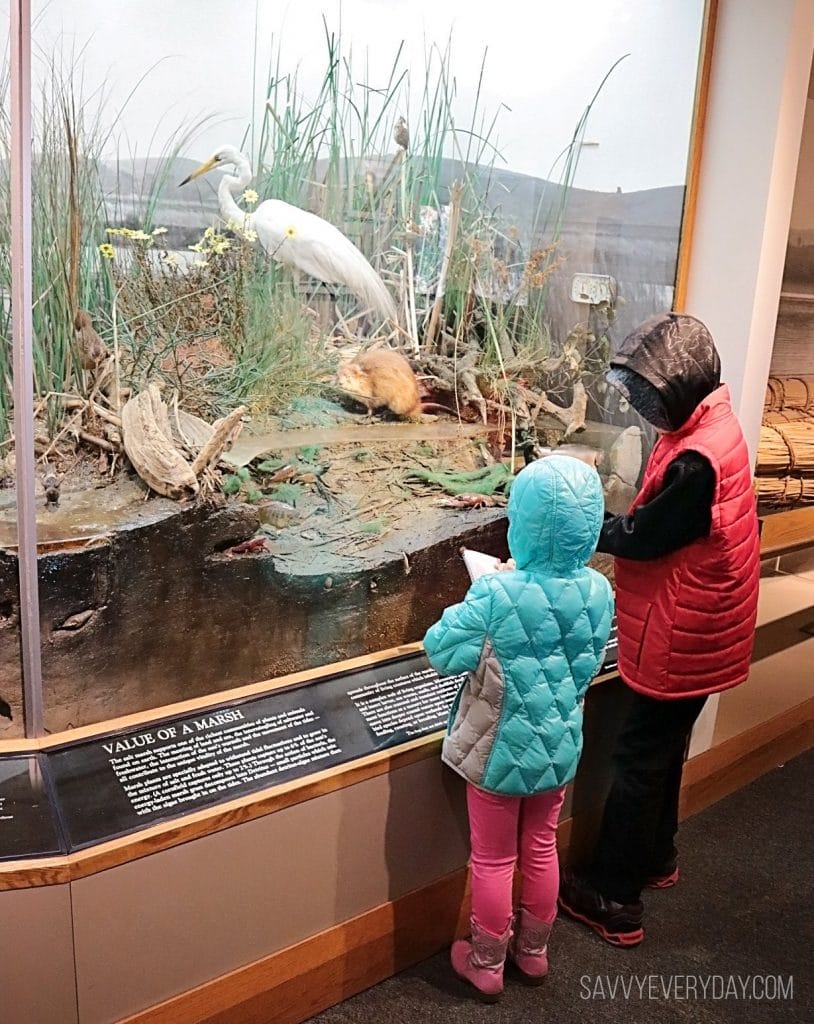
[[394, 116, 409, 151], [73, 310, 108, 370]]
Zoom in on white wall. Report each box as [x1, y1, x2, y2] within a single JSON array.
[[683, 0, 814, 758], [684, 0, 814, 466]]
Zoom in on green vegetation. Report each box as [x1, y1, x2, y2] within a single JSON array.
[[0, 26, 621, 448]]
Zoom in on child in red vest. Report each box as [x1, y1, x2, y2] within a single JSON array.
[[559, 312, 760, 946]]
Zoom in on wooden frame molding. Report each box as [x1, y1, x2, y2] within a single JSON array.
[[758, 507, 814, 558], [674, 0, 719, 311], [0, 733, 443, 892], [118, 868, 473, 1024], [680, 695, 814, 818], [0, 646, 620, 889]]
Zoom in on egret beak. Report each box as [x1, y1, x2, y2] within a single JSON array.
[[179, 156, 219, 187]]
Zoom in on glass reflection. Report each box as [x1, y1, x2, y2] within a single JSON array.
[[18, 0, 706, 731]]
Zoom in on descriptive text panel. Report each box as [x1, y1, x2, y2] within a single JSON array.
[[48, 651, 466, 849]]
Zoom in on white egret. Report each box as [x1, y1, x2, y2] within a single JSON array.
[[180, 146, 397, 323]]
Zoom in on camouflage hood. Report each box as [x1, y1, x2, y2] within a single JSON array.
[[609, 313, 721, 432]]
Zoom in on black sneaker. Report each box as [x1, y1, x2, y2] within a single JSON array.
[[558, 868, 644, 947]]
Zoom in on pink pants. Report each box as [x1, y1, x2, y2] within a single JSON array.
[[466, 782, 567, 937]]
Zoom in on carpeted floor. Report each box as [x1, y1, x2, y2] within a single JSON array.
[[307, 750, 813, 1024]]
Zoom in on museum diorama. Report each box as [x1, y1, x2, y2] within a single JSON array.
[[2, 1, 813, 1022], [0, 0, 699, 739]]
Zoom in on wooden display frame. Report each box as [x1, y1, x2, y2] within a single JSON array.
[[1, 491, 802, 894], [757, 506, 814, 558], [0, 642, 621, 890]]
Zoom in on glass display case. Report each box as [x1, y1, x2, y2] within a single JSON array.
[[0, 0, 707, 737]]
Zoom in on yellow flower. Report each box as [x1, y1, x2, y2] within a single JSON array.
[[130, 230, 153, 243], [243, 229, 258, 243], [225, 218, 241, 233], [211, 239, 231, 255], [98, 243, 115, 259], [204, 226, 216, 240], [193, 259, 209, 269], [285, 225, 297, 239], [152, 226, 168, 236], [161, 252, 179, 267], [189, 242, 206, 253], [105, 227, 123, 236], [242, 189, 259, 205]]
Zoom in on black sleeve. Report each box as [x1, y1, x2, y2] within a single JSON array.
[[597, 451, 715, 561]]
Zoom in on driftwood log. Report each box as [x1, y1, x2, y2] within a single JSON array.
[[190, 406, 247, 476], [121, 388, 248, 498], [122, 386, 199, 499], [520, 381, 588, 439]]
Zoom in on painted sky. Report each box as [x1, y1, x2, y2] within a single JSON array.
[[23, 0, 705, 193]]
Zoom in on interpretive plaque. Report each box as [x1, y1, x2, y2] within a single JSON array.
[[11, 628, 619, 856], [0, 756, 65, 861], [48, 650, 468, 850]]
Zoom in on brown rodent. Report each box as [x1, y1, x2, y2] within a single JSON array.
[[336, 349, 423, 421]]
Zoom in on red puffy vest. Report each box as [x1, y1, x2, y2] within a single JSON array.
[[614, 384, 760, 699]]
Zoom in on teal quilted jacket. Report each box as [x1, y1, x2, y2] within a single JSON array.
[[423, 455, 614, 796]]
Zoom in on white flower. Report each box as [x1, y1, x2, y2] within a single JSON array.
[[242, 189, 259, 205], [242, 229, 258, 243], [152, 226, 168, 236]]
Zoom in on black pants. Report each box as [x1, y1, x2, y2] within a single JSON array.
[[587, 689, 708, 904]]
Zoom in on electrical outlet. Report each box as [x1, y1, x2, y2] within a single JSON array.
[[571, 273, 616, 305]]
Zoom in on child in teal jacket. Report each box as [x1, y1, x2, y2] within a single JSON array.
[[423, 454, 613, 1001]]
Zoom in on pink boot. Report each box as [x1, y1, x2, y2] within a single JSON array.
[[508, 909, 552, 985], [450, 921, 511, 1003]]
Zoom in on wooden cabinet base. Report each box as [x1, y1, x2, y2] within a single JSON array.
[[121, 696, 812, 1024], [2, 694, 810, 1024], [121, 869, 471, 1024]]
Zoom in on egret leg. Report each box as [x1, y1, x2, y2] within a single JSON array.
[[304, 283, 338, 334]]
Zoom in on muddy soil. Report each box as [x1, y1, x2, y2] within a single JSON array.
[[0, 416, 517, 737]]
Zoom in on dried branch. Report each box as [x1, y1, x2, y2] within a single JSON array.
[[190, 405, 247, 476]]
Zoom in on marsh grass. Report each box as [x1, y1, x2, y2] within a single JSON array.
[[0, 47, 216, 438], [0, 24, 620, 442]]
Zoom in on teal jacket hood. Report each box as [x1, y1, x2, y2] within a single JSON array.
[[507, 454, 604, 573], [423, 454, 614, 798]]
